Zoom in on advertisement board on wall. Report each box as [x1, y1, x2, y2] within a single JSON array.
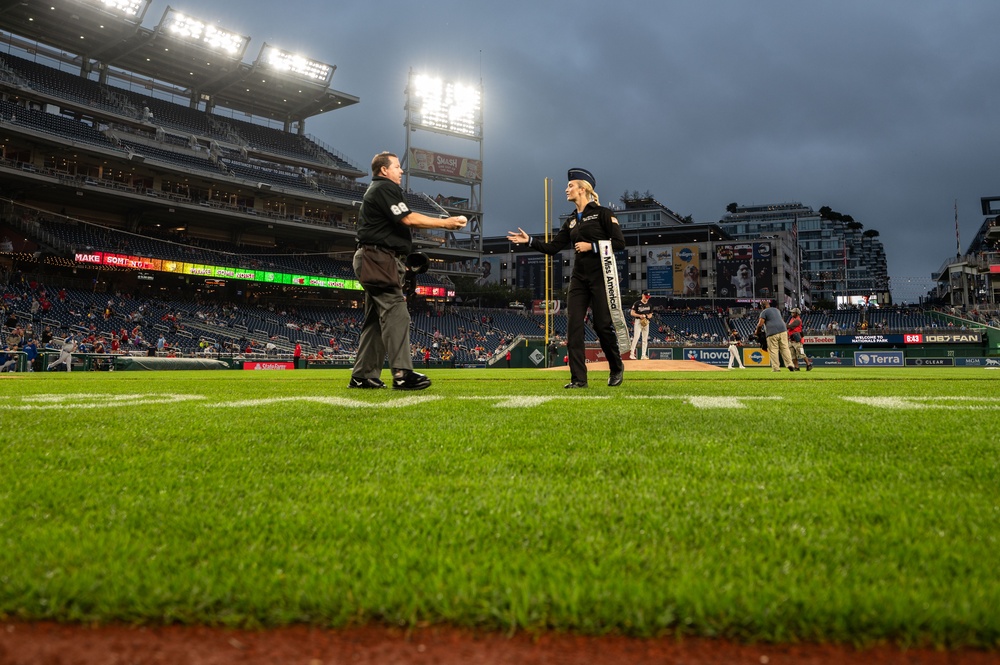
[[408, 148, 482, 181], [854, 351, 904, 366], [714, 242, 773, 299], [673, 246, 700, 296], [645, 245, 673, 291]]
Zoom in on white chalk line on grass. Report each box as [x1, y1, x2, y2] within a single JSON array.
[[842, 396, 1000, 410], [0, 394, 205, 410], [6, 394, 998, 411], [213, 395, 441, 409], [460, 396, 610, 408], [627, 395, 780, 409]]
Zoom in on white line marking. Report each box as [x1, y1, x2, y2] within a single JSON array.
[[460, 396, 610, 408], [213, 395, 442, 408], [627, 395, 781, 409], [842, 396, 1000, 410], [0, 394, 205, 410]]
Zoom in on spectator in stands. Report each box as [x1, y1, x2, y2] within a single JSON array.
[[755, 301, 795, 372], [5, 326, 22, 349], [349, 151, 467, 391], [507, 168, 626, 389]]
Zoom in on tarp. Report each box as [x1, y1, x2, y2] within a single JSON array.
[[114, 357, 230, 371]]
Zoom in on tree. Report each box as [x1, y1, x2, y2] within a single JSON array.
[[726, 202, 739, 214], [863, 229, 880, 238]]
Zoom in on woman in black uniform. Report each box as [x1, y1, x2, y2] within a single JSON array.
[[507, 168, 626, 388]]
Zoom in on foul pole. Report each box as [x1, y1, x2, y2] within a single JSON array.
[[544, 177, 552, 363]]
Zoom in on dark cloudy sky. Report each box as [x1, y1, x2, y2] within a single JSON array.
[[146, 0, 999, 302]]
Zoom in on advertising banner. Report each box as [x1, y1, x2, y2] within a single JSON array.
[[743, 347, 770, 367], [74, 250, 361, 291], [408, 148, 483, 181], [903, 332, 982, 344], [838, 334, 906, 345], [904, 358, 955, 366], [243, 361, 295, 370], [854, 351, 904, 366], [645, 245, 673, 291], [958, 357, 1000, 367], [673, 246, 700, 296], [531, 300, 562, 314], [715, 243, 755, 299], [812, 357, 850, 366], [161, 261, 186, 274], [415, 285, 454, 297], [752, 242, 773, 298], [476, 256, 502, 285], [516, 255, 550, 299], [74, 252, 103, 265], [682, 347, 730, 365]]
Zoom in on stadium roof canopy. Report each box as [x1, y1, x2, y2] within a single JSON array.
[[0, 0, 359, 124]]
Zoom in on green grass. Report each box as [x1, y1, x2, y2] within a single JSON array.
[[1, 368, 998, 647]]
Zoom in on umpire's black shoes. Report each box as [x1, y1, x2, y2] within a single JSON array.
[[348, 376, 386, 389], [608, 371, 623, 387], [392, 369, 431, 391], [564, 381, 588, 389]]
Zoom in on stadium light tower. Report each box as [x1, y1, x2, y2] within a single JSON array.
[[403, 68, 484, 255], [255, 44, 334, 86], [407, 73, 482, 138], [159, 8, 250, 59], [78, 0, 151, 21]]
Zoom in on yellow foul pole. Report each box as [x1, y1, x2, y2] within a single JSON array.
[[544, 177, 552, 362]]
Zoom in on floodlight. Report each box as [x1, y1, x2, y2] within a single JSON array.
[[409, 72, 481, 137], [79, 0, 149, 19], [160, 8, 249, 58], [258, 44, 334, 85]]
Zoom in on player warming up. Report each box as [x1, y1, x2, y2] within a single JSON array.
[[629, 290, 653, 360]]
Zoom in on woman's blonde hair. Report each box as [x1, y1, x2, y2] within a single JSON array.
[[574, 180, 600, 206]]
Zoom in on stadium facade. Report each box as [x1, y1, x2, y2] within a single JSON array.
[[0, 0, 479, 309], [717, 202, 889, 307], [483, 195, 806, 310], [929, 197, 1000, 310]]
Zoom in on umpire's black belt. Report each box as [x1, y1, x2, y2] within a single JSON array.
[[358, 244, 406, 258]]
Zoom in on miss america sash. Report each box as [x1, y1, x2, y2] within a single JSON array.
[[598, 240, 631, 354]]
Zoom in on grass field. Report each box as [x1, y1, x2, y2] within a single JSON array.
[[1, 367, 998, 648]]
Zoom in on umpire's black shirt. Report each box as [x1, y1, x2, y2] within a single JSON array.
[[356, 176, 413, 255]]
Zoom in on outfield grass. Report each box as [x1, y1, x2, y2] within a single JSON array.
[[1, 368, 998, 647]]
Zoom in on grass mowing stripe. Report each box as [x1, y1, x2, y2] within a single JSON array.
[[1, 368, 998, 646]]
